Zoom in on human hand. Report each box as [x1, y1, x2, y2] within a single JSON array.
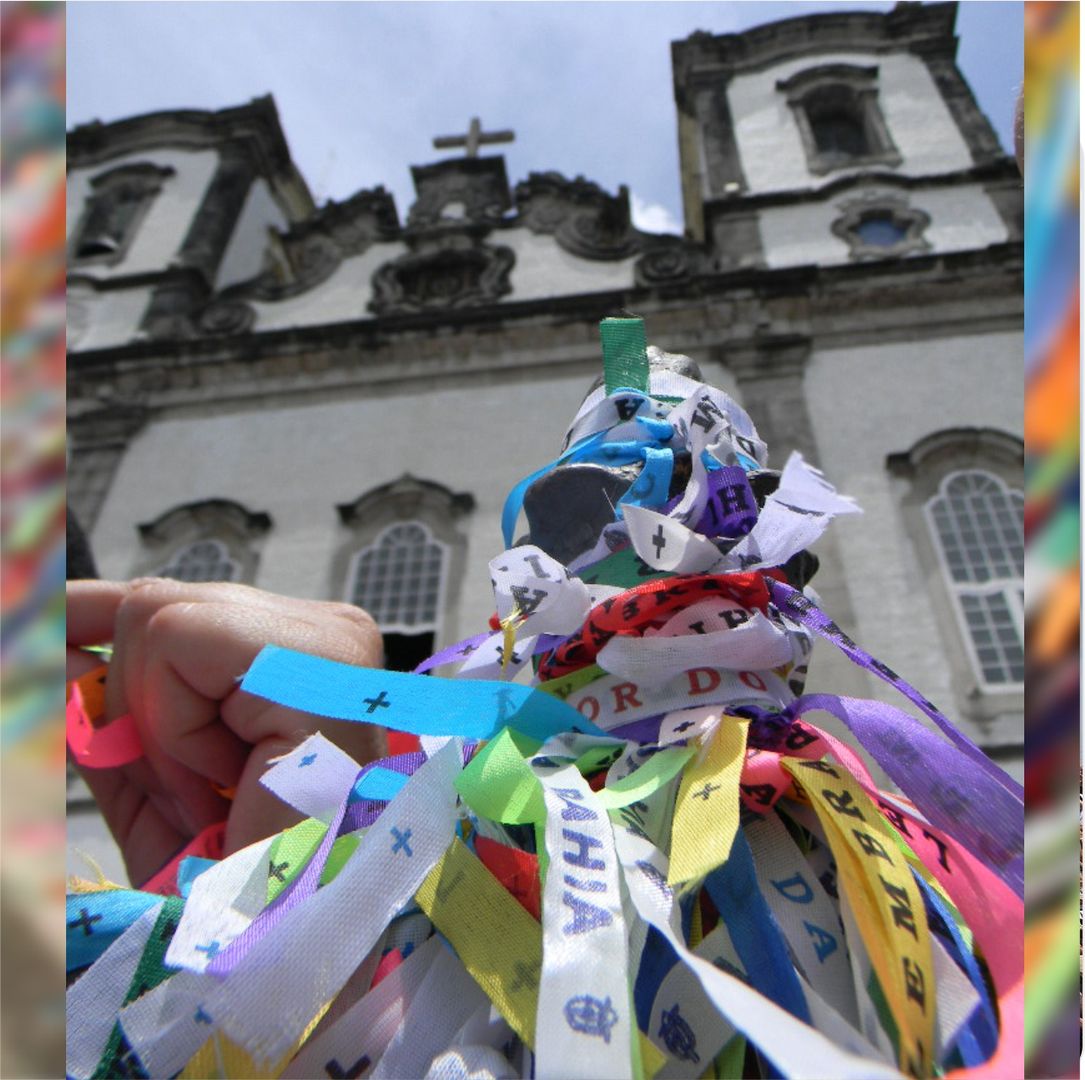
[[67, 578, 387, 887]]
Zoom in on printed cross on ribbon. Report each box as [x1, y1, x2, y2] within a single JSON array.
[[652, 524, 667, 559], [269, 859, 290, 883], [194, 1006, 213, 1025], [68, 908, 103, 936], [363, 691, 391, 714], [673, 720, 696, 733], [692, 782, 720, 801], [459, 642, 478, 656], [195, 940, 221, 958], [510, 958, 540, 993], [497, 644, 521, 667], [390, 826, 413, 857], [325, 1054, 372, 1080], [299, 753, 318, 767]]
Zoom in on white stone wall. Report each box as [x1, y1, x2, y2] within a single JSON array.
[[728, 51, 974, 195], [757, 181, 1009, 268], [502, 229, 638, 302], [67, 147, 219, 277], [89, 368, 600, 647], [246, 229, 636, 334], [67, 282, 152, 351], [249, 241, 409, 330], [216, 178, 290, 290]]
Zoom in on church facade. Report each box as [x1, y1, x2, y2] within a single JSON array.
[[67, 3, 1023, 780]]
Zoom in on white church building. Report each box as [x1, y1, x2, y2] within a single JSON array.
[[67, 0, 1023, 819]]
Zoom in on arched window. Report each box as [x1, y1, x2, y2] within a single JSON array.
[[777, 64, 901, 177], [335, 476, 475, 673], [347, 522, 447, 634], [134, 499, 271, 584], [925, 471, 1024, 686], [887, 431, 1023, 759], [157, 538, 240, 583]]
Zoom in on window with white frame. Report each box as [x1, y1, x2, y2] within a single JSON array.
[[924, 471, 1024, 687], [347, 522, 447, 634], [157, 538, 240, 583]]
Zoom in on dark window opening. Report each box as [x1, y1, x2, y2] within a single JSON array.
[[382, 631, 436, 674], [855, 214, 907, 247], [807, 92, 870, 159]]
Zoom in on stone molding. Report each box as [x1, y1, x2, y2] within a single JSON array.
[[137, 498, 273, 542], [369, 235, 516, 315], [68, 162, 176, 268], [67, 96, 311, 202], [830, 190, 931, 260], [135, 498, 272, 584], [66, 241, 1024, 404], [886, 427, 1023, 487], [407, 157, 511, 229], [671, 3, 958, 97], [336, 475, 476, 527], [704, 160, 1019, 211], [776, 63, 902, 177], [514, 172, 641, 261], [221, 187, 400, 302]]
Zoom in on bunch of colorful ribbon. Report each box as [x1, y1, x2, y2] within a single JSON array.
[[66, 320, 1023, 1078]]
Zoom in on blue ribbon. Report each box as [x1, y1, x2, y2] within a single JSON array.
[[501, 417, 676, 546], [66, 890, 162, 972], [242, 645, 607, 743], [704, 831, 811, 1024]]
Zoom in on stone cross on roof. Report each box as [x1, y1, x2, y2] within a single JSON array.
[[432, 116, 514, 159]]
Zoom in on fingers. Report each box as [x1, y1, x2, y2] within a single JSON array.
[[70, 578, 387, 870], [224, 736, 308, 857], [74, 760, 190, 887]]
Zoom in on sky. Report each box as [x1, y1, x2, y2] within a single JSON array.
[[66, 1, 1023, 235]]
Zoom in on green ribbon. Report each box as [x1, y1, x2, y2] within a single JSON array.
[[601, 317, 649, 395]]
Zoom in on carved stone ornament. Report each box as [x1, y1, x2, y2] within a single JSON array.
[[406, 157, 512, 229], [514, 172, 639, 260], [368, 238, 514, 315], [197, 299, 256, 336], [830, 190, 931, 260], [633, 242, 707, 287], [223, 187, 400, 302]]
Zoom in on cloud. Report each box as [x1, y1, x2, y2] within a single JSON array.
[[630, 193, 682, 236]]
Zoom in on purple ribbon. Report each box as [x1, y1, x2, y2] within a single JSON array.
[[768, 580, 1024, 801], [413, 632, 491, 674], [206, 791, 352, 976], [793, 693, 1023, 898], [414, 632, 568, 675], [693, 465, 758, 538]]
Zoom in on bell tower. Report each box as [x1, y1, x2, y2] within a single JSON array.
[[671, 3, 1018, 269]]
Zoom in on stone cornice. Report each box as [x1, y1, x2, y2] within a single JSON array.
[[701, 159, 1020, 217], [68, 96, 315, 217], [672, 3, 958, 107], [67, 242, 1022, 416]]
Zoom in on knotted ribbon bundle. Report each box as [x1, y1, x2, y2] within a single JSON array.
[[67, 319, 1023, 1079]]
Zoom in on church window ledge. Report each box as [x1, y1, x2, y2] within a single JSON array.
[[70, 162, 176, 267], [777, 64, 902, 178]]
